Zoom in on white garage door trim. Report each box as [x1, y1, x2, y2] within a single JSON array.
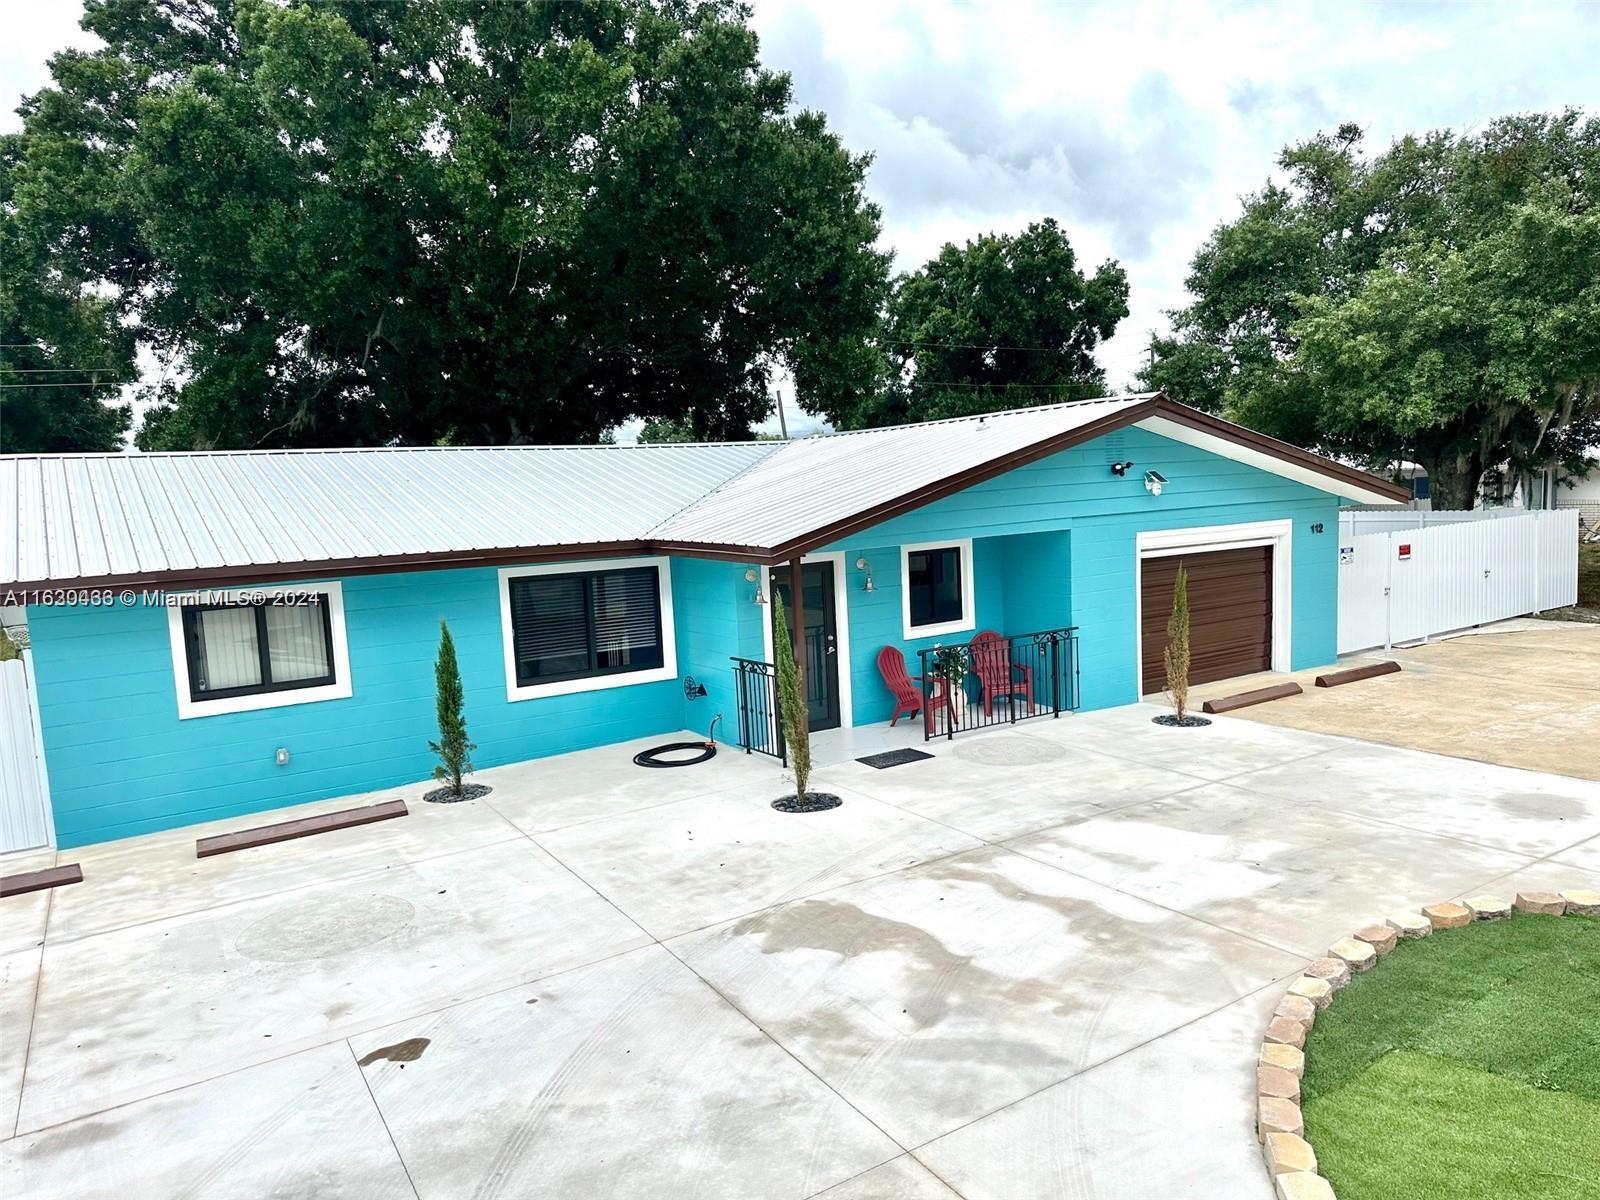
[[1134, 519, 1294, 698]]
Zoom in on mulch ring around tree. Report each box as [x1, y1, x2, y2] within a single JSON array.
[[1152, 714, 1212, 728], [771, 793, 843, 814], [423, 783, 493, 805]]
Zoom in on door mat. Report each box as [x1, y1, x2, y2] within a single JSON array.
[[856, 748, 936, 769]]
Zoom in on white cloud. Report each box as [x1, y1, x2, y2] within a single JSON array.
[[4, 0, 1596, 419], [748, 0, 1600, 387]]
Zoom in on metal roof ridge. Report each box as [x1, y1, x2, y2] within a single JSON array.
[[642, 440, 795, 536], [795, 392, 1155, 440], [0, 441, 782, 463]]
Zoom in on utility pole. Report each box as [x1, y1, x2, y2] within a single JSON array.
[[774, 388, 790, 439]]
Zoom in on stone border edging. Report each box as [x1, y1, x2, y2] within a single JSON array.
[[1255, 886, 1600, 1200]]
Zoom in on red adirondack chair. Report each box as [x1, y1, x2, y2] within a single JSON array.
[[875, 645, 950, 728], [971, 630, 1033, 717]]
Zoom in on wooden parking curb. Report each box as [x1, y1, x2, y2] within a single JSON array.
[[0, 863, 83, 897], [1202, 682, 1304, 715], [196, 800, 408, 858], [1314, 661, 1401, 688]]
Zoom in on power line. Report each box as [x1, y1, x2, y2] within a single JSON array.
[[886, 338, 1072, 353], [0, 380, 136, 388], [909, 380, 1111, 390], [0, 366, 125, 374], [887, 337, 1154, 357]]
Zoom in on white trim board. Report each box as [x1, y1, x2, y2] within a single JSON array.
[[758, 550, 854, 731], [166, 581, 354, 719], [1132, 519, 1294, 698], [1135, 416, 1401, 507], [899, 537, 977, 640]]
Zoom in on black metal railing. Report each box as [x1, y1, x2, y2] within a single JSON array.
[[918, 627, 1080, 741], [731, 656, 786, 764]]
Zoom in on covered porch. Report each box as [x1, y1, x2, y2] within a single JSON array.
[[726, 528, 1080, 762]]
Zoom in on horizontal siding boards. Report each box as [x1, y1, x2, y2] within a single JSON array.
[[27, 560, 702, 847], [999, 531, 1072, 639], [670, 556, 763, 740]]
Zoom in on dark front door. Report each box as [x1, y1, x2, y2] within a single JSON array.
[[1140, 546, 1273, 694], [771, 561, 841, 732]]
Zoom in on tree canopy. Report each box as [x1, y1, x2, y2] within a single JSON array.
[[824, 218, 1127, 429], [0, 0, 889, 452], [1143, 114, 1600, 508]]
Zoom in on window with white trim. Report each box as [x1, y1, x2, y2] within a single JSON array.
[[499, 558, 677, 700], [167, 582, 353, 719], [901, 539, 975, 638], [508, 566, 663, 685], [182, 598, 335, 700]]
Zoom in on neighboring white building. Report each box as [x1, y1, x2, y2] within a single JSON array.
[[1485, 451, 1600, 527]]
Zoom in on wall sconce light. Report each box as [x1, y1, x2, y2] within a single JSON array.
[[1110, 460, 1135, 477], [855, 557, 875, 592], [1144, 470, 1167, 496], [746, 568, 766, 605]]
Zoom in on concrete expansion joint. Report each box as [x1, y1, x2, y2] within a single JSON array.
[[1254, 886, 1598, 1200]]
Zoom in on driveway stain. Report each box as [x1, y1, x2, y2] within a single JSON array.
[[357, 1037, 431, 1066], [235, 893, 415, 962]]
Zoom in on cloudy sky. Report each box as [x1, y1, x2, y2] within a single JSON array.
[[744, 0, 1600, 387], [5, 0, 1599, 414]]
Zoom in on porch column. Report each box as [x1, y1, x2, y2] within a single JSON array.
[[787, 556, 809, 739]]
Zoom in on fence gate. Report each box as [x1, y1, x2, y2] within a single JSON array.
[[1, 651, 54, 854], [1337, 510, 1579, 654]]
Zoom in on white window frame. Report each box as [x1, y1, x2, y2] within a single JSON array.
[[166, 581, 353, 720], [499, 556, 677, 702], [1133, 519, 1294, 697], [900, 537, 976, 639]]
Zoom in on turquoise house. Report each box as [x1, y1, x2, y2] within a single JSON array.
[[3, 394, 1406, 848]]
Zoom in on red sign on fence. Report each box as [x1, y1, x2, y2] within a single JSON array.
[[1398, 543, 1412, 560]]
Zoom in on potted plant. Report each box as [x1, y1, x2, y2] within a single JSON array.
[[1155, 564, 1209, 727], [929, 642, 971, 732], [770, 592, 840, 812], [426, 619, 492, 801]]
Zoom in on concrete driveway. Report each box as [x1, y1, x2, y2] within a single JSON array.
[[1184, 618, 1600, 781], [3, 708, 1597, 1199]]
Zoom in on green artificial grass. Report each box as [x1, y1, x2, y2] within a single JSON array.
[[1301, 913, 1600, 1199]]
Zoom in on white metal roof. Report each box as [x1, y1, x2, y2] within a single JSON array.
[[1, 395, 1405, 588], [649, 394, 1159, 549], [0, 443, 776, 588]]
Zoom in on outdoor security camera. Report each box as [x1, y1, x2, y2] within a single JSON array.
[[1110, 460, 1135, 477], [1144, 470, 1167, 496]]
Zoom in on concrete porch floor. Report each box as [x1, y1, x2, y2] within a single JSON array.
[[3, 709, 1598, 1199]]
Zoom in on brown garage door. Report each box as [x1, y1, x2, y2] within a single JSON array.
[[1141, 546, 1272, 694]]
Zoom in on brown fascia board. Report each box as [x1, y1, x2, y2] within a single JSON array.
[[759, 397, 1170, 562], [7, 395, 1408, 592], [7, 539, 651, 595], [719, 395, 1407, 562], [1146, 402, 1413, 503]]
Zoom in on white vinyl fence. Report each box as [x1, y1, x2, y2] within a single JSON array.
[[1, 652, 54, 854], [1336, 509, 1579, 654]]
